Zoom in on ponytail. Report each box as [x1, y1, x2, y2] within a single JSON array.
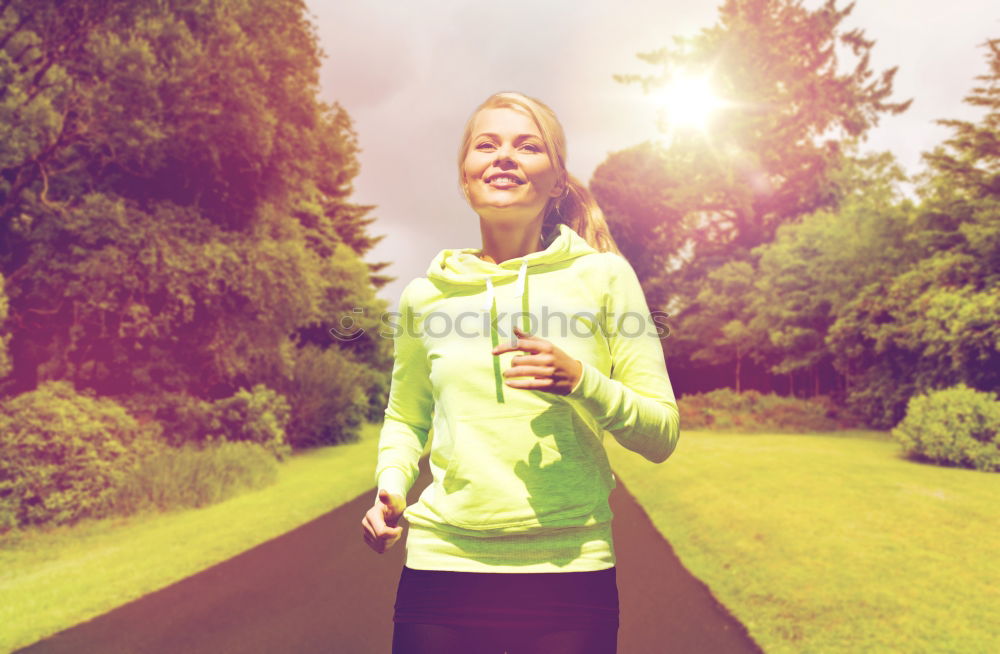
[[543, 173, 622, 255]]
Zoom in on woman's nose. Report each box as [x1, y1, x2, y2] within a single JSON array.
[[493, 144, 516, 165]]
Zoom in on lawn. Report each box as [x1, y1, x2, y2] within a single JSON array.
[[0, 423, 387, 654], [3, 425, 997, 654], [604, 428, 1000, 654]]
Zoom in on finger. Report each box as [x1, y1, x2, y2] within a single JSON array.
[[363, 514, 382, 538], [492, 336, 543, 356], [502, 365, 557, 378], [507, 352, 555, 367], [505, 377, 556, 389]]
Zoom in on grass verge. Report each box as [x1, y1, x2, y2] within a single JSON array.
[[604, 428, 1000, 654], [0, 423, 382, 654]]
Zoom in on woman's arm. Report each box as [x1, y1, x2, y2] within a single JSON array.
[[563, 254, 680, 463], [373, 281, 434, 502]]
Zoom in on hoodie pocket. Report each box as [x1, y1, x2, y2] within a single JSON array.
[[437, 404, 603, 530]]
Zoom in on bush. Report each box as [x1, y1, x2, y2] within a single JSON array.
[[357, 363, 390, 423], [119, 391, 220, 449], [106, 437, 279, 515], [281, 344, 367, 448], [678, 387, 864, 432], [118, 385, 292, 460], [214, 384, 292, 461], [891, 384, 1000, 472], [0, 380, 160, 531]]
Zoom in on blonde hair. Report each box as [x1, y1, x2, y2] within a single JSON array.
[[458, 91, 622, 255]]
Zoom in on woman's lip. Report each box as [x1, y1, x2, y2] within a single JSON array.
[[487, 179, 522, 188]]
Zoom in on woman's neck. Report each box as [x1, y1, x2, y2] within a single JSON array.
[[477, 219, 546, 265]]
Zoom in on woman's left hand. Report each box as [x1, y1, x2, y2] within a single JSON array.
[[492, 325, 583, 396]]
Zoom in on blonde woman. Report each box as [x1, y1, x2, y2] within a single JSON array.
[[362, 91, 680, 654]]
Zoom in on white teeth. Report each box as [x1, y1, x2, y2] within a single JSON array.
[[489, 176, 520, 184]]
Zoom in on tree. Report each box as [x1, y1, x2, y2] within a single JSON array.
[[683, 260, 761, 392], [748, 150, 917, 402], [826, 38, 1000, 427], [0, 0, 390, 444], [592, 0, 911, 384]]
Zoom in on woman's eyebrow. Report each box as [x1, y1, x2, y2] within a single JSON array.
[[474, 132, 543, 141]]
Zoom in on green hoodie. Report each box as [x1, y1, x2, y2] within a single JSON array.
[[374, 223, 680, 572]]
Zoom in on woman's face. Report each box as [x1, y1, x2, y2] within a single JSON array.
[[462, 106, 563, 224]]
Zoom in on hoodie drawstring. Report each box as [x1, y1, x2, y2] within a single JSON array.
[[485, 260, 529, 403], [515, 260, 529, 333]]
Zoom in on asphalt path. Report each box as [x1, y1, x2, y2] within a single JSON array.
[[17, 455, 764, 653]]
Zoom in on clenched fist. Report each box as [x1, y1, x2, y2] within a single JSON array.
[[362, 489, 406, 554]]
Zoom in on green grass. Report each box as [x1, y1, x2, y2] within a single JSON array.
[[4, 424, 998, 653], [0, 423, 386, 654], [605, 428, 1000, 654]]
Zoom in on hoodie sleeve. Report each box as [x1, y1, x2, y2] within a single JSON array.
[[564, 254, 680, 463], [374, 281, 435, 503]]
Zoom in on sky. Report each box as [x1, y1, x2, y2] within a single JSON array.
[[305, 0, 999, 308]]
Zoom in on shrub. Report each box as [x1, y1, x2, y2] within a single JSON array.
[[281, 344, 367, 448], [678, 387, 863, 432], [214, 384, 292, 461], [891, 384, 1000, 472], [105, 437, 279, 515], [119, 391, 221, 449], [118, 385, 292, 460], [0, 380, 160, 531], [357, 363, 390, 424]]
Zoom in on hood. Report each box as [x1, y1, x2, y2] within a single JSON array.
[[425, 222, 598, 403]]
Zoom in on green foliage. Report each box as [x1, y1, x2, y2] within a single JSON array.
[[597, 0, 911, 316], [118, 391, 220, 449], [118, 385, 292, 460], [822, 40, 1000, 425], [684, 260, 762, 391], [0, 273, 10, 380], [0, 0, 359, 226], [0, 380, 160, 531], [213, 384, 292, 461], [595, 25, 999, 432], [105, 438, 279, 515], [891, 384, 1000, 472], [280, 344, 367, 449], [751, 151, 916, 375], [678, 388, 863, 433], [0, 0, 390, 456]]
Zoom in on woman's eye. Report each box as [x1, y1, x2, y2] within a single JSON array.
[[476, 142, 496, 150], [521, 143, 541, 152]]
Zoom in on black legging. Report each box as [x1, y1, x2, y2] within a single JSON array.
[[391, 620, 619, 653], [391, 566, 619, 653]]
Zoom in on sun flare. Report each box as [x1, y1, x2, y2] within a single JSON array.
[[651, 71, 728, 134]]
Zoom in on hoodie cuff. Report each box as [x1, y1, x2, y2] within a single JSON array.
[[375, 468, 409, 504], [566, 361, 603, 409], [569, 360, 586, 395], [564, 358, 634, 433]]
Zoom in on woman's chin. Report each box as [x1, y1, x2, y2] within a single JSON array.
[[474, 205, 547, 226]]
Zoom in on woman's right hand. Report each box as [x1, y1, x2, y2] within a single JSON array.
[[362, 489, 406, 554]]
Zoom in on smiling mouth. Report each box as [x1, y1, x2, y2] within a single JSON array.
[[486, 175, 523, 187]]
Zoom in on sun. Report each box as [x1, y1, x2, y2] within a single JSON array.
[[650, 71, 728, 134]]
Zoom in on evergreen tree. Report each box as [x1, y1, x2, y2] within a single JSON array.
[[592, 0, 911, 386], [826, 38, 1000, 426]]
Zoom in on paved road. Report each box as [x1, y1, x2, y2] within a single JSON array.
[[17, 455, 763, 653]]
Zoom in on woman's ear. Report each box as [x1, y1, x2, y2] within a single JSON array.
[[549, 181, 565, 198]]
